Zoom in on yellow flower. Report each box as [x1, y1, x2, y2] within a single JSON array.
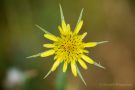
[[27, 4, 108, 85]]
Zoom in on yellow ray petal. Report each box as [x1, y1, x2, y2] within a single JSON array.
[[51, 60, 60, 71], [67, 24, 71, 32], [71, 60, 77, 77], [84, 42, 97, 47], [80, 32, 87, 40], [74, 20, 83, 34], [44, 34, 58, 41], [54, 55, 58, 60], [62, 20, 67, 33], [43, 44, 55, 48], [63, 61, 68, 72], [81, 54, 94, 64], [54, 52, 64, 60], [84, 41, 109, 47], [78, 59, 88, 70], [40, 50, 55, 57], [58, 26, 64, 34], [83, 50, 89, 53]]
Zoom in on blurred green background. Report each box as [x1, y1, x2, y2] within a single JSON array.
[[0, 0, 135, 90]]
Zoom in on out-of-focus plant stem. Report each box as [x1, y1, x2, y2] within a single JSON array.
[[55, 65, 67, 90]]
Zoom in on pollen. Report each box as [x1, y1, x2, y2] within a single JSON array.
[[54, 33, 84, 62]]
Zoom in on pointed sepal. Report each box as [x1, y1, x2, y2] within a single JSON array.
[[35, 24, 51, 34], [94, 62, 105, 69], [26, 53, 42, 58], [43, 69, 52, 79], [97, 41, 109, 45], [76, 65, 87, 86], [77, 8, 84, 25], [59, 4, 65, 22]]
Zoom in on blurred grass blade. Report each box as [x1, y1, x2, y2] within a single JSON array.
[[77, 8, 84, 25], [76, 65, 87, 86], [59, 4, 65, 22], [26, 53, 42, 58], [43, 69, 52, 79]]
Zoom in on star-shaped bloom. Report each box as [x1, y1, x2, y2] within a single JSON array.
[[27, 4, 108, 85]]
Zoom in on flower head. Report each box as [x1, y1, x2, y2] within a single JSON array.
[[27, 4, 108, 85]]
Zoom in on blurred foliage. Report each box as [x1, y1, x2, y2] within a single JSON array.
[[0, 0, 135, 90]]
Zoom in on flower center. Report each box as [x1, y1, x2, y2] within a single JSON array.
[[54, 34, 84, 62]]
